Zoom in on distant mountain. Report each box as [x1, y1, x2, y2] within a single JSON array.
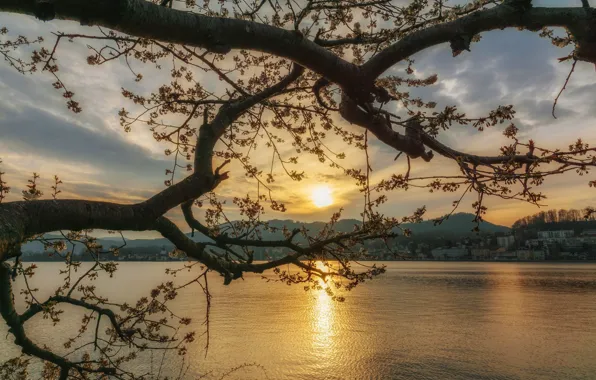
[[404, 212, 510, 236], [21, 213, 509, 253]]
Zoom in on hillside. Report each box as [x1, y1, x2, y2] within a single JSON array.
[[21, 213, 509, 253], [404, 213, 510, 236]]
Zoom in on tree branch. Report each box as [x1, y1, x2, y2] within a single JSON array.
[[0, 0, 358, 87], [19, 295, 129, 342], [0, 111, 231, 263], [362, 5, 592, 79], [0, 263, 117, 377], [0, 172, 220, 262], [157, 214, 389, 284]]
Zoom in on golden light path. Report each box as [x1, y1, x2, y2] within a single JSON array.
[[310, 185, 334, 208], [312, 261, 335, 356]]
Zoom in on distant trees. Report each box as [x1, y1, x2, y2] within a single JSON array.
[[512, 208, 596, 229]]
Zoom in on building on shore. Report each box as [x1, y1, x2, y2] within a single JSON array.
[[431, 247, 469, 260], [516, 250, 532, 260], [496, 235, 515, 249], [493, 250, 517, 260], [471, 248, 491, 260], [533, 250, 546, 260], [537, 230, 574, 242]]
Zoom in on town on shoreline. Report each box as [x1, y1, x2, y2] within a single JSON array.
[[20, 228, 596, 263], [19, 210, 596, 263]]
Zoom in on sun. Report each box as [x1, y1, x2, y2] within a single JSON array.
[[311, 185, 333, 208]]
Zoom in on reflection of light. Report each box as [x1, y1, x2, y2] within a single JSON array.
[[485, 264, 531, 365], [312, 261, 334, 352], [315, 289, 333, 340], [316, 260, 329, 282], [489, 264, 525, 324]]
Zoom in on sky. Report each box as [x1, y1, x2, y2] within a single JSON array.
[[0, 0, 595, 238]]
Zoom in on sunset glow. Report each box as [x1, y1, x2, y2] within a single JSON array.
[[311, 185, 333, 208]]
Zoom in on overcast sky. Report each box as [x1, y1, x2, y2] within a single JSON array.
[[0, 0, 594, 238]]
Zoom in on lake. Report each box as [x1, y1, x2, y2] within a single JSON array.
[[1, 262, 596, 379]]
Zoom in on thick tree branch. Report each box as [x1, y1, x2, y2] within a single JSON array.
[[0, 125, 229, 264], [193, 63, 303, 173], [362, 5, 594, 79], [188, 62, 305, 214], [315, 34, 388, 47], [339, 94, 434, 161], [2, 1, 594, 121], [0, 0, 358, 87], [3, 1, 593, 86], [0, 173, 220, 262]]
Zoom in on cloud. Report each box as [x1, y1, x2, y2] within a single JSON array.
[[0, 100, 175, 222], [0, 102, 169, 182]]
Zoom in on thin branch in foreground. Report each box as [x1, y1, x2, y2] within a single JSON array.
[[552, 58, 578, 119]]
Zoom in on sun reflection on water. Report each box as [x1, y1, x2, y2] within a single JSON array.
[[311, 262, 335, 355]]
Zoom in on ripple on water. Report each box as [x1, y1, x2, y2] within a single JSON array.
[[1, 262, 596, 379]]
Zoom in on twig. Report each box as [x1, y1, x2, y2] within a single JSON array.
[[552, 58, 577, 119]]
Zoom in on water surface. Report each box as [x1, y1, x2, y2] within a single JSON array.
[[1, 262, 595, 379]]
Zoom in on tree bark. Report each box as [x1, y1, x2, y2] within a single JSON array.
[[0, 0, 359, 86], [362, 5, 591, 79], [0, 171, 218, 262], [0, 1, 592, 87]]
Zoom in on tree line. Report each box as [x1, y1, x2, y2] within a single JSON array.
[[513, 208, 596, 229]]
